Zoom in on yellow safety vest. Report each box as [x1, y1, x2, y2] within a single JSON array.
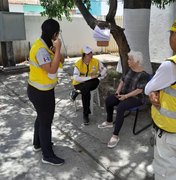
[[151, 55, 176, 132], [28, 38, 58, 91], [72, 58, 99, 85]]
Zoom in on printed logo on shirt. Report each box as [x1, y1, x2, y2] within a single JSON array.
[[92, 66, 96, 71], [43, 56, 50, 62]]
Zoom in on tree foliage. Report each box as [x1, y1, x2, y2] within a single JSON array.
[[40, 0, 176, 20], [152, 0, 176, 8], [40, 0, 91, 21], [39, 0, 176, 74]]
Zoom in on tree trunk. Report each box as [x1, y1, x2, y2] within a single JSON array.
[[0, 0, 16, 67], [75, 0, 130, 75], [123, 0, 153, 74]]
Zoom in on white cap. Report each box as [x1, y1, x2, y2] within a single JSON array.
[[82, 45, 92, 54]]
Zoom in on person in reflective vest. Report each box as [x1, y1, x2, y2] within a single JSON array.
[[70, 45, 107, 125], [27, 19, 65, 166], [145, 20, 176, 180]]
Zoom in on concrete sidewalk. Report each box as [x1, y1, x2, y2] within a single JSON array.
[[0, 56, 154, 180]]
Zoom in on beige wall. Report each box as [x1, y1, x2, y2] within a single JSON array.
[[0, 15, 121, 64]]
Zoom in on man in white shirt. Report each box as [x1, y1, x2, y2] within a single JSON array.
[[145, 20, 176, 180]]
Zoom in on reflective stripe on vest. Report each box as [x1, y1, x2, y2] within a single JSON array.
[[28, 79, 57, 90], [163, 86, 176, 97], [152, 56, 176, 132], [158, 86, 176, 119], [28, 38, 57, 91], [158, 107, 176, 119], [72, 58, 99, 85], [29, 59, 40, 67]]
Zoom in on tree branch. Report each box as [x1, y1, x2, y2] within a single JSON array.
[[74, 0, 97, 29], [106, 0, 117, 24]]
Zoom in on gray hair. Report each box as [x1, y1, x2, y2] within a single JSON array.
[[128, 50, 144, 66]]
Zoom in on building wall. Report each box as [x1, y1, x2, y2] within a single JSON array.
[[9, 1, 124, 16], [9, 0, 40, 5], [90, 0, 101, 16], [101, 1, 123, 16], [149, 3, 176, 63], [2, 2, 175, 65], [0, 15, 121, 65]]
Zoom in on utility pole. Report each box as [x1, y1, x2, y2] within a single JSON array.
[[0, 0, 16, 67]]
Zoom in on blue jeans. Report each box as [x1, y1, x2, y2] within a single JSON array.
[[105, 94, 142, 135]]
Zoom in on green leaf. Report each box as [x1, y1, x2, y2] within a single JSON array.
[[151, 0, 176, 9], [40, 0, 91, 20]]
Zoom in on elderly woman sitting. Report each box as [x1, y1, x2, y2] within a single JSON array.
[[98, 50, 149, 148]]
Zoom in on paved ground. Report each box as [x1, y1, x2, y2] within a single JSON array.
[[0, 55, 154, 180]]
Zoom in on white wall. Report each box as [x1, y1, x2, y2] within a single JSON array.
[[9, 4, 23, 13], [149, 3, 176, 63], [0, 15, 121, 64], [101, 1, 123, 16], [24, 15, 120, 56], [3, 2, 176, 65]]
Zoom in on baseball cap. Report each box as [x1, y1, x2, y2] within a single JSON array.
[[82, 46, 92, 54], [170, 19, 176, 32]]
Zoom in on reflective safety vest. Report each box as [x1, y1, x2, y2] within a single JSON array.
[[72, 58, 99, 85], [28, 38, 57, 91], [151, 55, 176, 132]]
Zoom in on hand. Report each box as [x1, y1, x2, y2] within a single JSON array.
[[149, 91, 160, 108], [115, 91, 120, 96], [117, 94, 127, 101], [50, 46, 55, 53], [52, 38, 61, 52], [114, 92, 119, 98], [91, 74, 98, 79]]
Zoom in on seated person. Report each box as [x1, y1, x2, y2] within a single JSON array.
[[98, 50, 149, 148], [70, 45, 107, 125]]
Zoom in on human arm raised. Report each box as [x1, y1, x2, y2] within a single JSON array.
[[41, 38, 61, 74]]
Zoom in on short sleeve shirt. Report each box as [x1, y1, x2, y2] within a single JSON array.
[[121, 69, 149, 98], [36, 48, 51, 66]]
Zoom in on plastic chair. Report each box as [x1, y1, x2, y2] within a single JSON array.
[[74, 87, 101, 115]]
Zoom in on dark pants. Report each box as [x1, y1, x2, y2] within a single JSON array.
[[105, 94, 142, 135], [27, 84, 55, 158], [74, 78, 99, 116]]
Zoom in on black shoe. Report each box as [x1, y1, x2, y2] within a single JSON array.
[[42, 156, 65, 166], [83, 115, 89, 125], [70, 89, 80, 102]]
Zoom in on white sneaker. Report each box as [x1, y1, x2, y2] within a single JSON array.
[[107, 136, 120, 148], [98, 121, 113, 129]]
